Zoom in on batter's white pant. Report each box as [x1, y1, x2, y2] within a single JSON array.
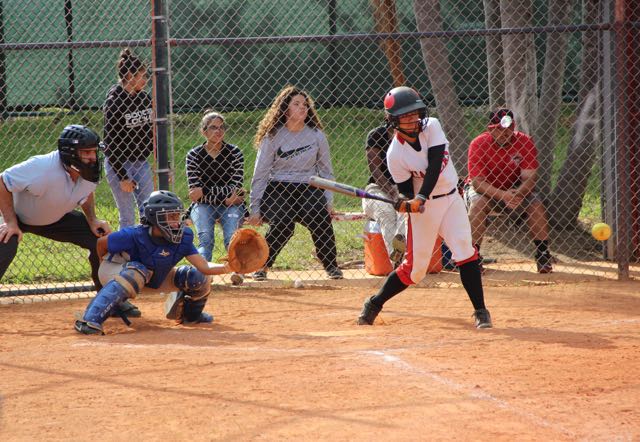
[[362, 183, 406, 256], [396, 192, 477, 285]]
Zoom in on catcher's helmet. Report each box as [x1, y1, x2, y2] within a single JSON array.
[[58, 125, 102, 183], [383, 87, 428, 137], [142, 190, 186, 243]]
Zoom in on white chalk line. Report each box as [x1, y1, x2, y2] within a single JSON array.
[[72, 340, 313, 354], [362, 349, 578, 439]]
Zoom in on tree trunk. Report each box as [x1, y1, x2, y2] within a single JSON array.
[[536, 0, 573, 197], [370, 0, 405, 87], [413, 0, 469, 176], [482, 0, 504, 108], [548, 0, 600, 228], [500, 0, 538, 134]]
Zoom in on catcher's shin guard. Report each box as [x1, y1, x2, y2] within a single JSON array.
[[357, 296, 382, 325], [81, 262, 152, 327], [168, 265, 211, 323]]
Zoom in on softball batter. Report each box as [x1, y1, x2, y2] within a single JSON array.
[[357, 87, 491, 329]]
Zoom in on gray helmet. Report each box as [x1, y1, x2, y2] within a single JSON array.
[[142, 190, 186, 243], [383, 87, 428, 137], [58, 125, 102, 183]]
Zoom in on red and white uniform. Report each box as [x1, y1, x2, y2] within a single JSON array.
[[387, 118, 477, 285]]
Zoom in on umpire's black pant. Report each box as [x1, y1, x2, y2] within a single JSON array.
[[0, 211, 102, 289], [261, 181, 338, 270]]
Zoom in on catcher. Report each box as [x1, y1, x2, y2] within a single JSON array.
[[74, 190, 267, 335]]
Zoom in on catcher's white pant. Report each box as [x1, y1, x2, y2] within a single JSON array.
[[396, 192, 477, 285], [362, 183, 406, 256]]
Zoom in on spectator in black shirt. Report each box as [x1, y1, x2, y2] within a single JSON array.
[[186, 111, 245, 284], [103, 48, 154, 227], [363, 125, 406, 267]]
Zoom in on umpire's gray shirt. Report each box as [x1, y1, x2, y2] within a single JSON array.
[[1, 151, 97, 226], [250, 126, 335, 215]]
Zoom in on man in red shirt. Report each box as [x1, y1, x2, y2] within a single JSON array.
[[466, 108, 553, 273]]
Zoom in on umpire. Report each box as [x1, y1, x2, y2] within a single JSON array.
[[0, 125, 112, 289]]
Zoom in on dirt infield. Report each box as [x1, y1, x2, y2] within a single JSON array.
[[1, 279, 639, 441]]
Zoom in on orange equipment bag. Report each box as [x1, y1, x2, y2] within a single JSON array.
[[363, 221, 393, 276], [363, 220, 443, 276]]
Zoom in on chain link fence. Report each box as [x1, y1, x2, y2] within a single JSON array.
[[1, 0, 638, 296]]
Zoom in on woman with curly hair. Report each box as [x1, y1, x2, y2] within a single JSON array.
[[247, 85, 342, 280]]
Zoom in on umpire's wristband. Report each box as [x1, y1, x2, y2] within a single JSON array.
[[416, 194, 427, 202]]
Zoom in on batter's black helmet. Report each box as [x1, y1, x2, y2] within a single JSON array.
[[383, 87, 428, 137], [58, 125, 102, 183], [383, 87, 427, 118], [142, 190, 186, 243]]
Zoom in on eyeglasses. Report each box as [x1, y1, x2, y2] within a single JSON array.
[[205, 124, 226, 132]]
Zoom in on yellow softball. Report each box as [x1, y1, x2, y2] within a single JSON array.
[[591, 222, 611, 241]]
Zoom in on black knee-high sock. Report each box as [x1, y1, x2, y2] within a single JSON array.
[[458, 260, 486, 310], [370, 271, 408, 308]]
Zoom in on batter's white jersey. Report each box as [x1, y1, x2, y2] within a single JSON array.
[[386, 118, 476, 285], [387, 118, 459, 197]]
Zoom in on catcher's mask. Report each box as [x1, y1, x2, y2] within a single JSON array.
[[142, 190, 186, 243], [383, 86, 428, 138], [58, 124, 103, 183]]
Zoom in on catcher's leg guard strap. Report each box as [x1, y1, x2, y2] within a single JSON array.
[[172, 265, 211, 323], [82, 262, 151, 326]]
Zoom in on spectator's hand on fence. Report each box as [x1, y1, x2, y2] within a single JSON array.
[[120, 179, 137, 193], [246, 214, 262, 226], [189, 187, 203, 202], [0, 221, 23, 243]]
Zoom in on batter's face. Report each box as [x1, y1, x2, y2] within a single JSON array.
[[488, 125, 515, 146], [396, 111, 422, 139], [286, 94, 309, 125]]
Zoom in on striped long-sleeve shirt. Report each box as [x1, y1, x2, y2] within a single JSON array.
[[185, 142, 244, 206]]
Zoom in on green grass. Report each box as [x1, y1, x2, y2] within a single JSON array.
[[0, 105, 602, 284]]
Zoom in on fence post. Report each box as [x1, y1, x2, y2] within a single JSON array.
[[614, 0, 632, 279], [0, 0, 7, 120], [151, 0, 170, 190], [64, 0, 77, 111]]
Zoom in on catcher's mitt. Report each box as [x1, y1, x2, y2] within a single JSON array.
[[223, 228, 269, 274]]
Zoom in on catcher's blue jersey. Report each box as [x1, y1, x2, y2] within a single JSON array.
[[107, 226, 198, 289]]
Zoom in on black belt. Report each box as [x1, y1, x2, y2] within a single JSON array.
[[429, 188, 457, 200]]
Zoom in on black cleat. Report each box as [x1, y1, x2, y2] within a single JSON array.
[[473, 308, 493, 329], [357, 296, 382, 325], [74, 320, 104, 335], [536, 252, 554, 274], [252, 270, 267, 281], [327, 266, 344, 280]]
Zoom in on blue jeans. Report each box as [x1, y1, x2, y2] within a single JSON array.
[[190, 203, 244, 261], [105, 159, 154, 228]]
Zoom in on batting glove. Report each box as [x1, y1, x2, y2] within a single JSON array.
[[395, 198, 425, 213]]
